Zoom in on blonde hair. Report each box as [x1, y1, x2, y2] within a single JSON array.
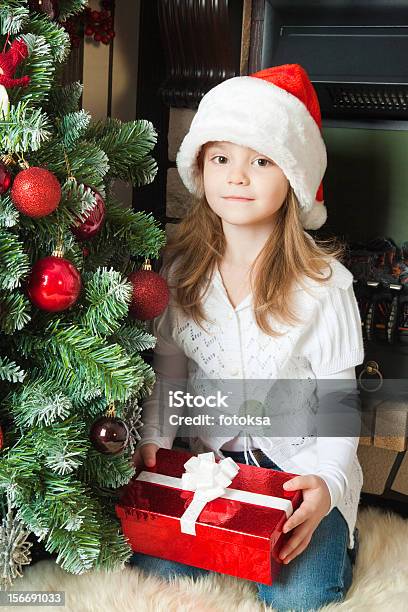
[[162, 147, 345, 337]]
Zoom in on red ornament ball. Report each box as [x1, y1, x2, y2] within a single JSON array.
[[11, 167, 61, 218], [71, 188, 106, 241], [90, 416, 129, 455], [128, 269, 170, 321], [0, 162, 12, 194], [27, 255, 82, 312]]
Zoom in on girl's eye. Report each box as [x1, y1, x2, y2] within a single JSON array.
[[254, 158, 271, 167], [212, 155, 228, 164]]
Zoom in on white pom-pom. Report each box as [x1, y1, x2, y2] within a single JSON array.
[[0, 85, 9, 116], [299, 201, 327, 230]]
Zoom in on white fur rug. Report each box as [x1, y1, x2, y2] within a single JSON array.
[[2, 506, 408, 612]]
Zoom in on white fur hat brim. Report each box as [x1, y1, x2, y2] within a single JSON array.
[[176, 75, 327, 229]]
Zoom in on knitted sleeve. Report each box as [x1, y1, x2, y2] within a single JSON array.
[[136, 264, 188, 450], [314, 366, 362, 515], [298, 275, 365, 377]]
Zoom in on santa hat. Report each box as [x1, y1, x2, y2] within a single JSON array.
[[176, 64, 327, 230]]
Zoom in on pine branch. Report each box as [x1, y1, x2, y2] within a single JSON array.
[[95, 516, 133, 570], [112, 323, 156, 355], [78, 268, 132, 336], [79, 448, 135, 490], [103, 199, 167, 259], [0, 3, 29, 36], [0, 101, 52, 153], [58, 0, 88, 22], [11, 33, 55, 106], [34, 140, 109, 193], [25, 320, 145, 403], [2, 416, 88, 478], [40, 483, 103, 573], [0, 356, 25, 384], [24, 471, 103, 573], [24, 13, 70, 64], [0, 195, 19, 228], [34, 362, 104, 407], [0, 445, 42, 501], [128, 155, 158, 187], [6, 377, 72, 429], [35, 419, 90, 476], [0, 291, 31, 334], [0, 229, 30, 291], [79, 232, 127, 273], [85, 118, 158, 184], [131, 356, 156, 402], [58, 110, 91, 149], [58, 177, 100, 227], [47, 82, 83, 117]]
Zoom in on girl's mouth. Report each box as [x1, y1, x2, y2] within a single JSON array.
[[222, 197, 255, 201]]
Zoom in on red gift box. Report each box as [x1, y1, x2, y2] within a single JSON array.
[[116, 448, 303, 585]]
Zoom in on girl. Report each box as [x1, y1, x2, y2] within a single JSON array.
[[131, 64, 364, 611]]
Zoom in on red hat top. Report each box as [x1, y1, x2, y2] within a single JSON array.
[[250, 64, 324, 204]]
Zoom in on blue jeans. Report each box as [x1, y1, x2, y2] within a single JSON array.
[[129, 450, 359, 612]]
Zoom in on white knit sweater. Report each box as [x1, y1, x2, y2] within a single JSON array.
[[137, 249, 365, 550]]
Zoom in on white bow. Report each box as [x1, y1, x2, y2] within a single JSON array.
[[180, 451, 240, 535]]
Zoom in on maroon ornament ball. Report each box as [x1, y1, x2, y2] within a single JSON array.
[[71, 188, 106, 240], [11, 167, 61, 218], [90, 416, 129, 455], [0, 162, 12, 194], [27, 255, 82, 312], [128, 269, 170, 321]]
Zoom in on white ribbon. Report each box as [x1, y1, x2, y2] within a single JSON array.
[[136, 451, 294, 535]]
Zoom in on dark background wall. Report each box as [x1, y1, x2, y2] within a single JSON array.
[[322, 127, 408, 245]]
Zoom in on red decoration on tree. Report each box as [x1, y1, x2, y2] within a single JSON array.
[[0, 424, 3, 451], [90, 415, 129, 455], [63, 1, 115, 48], [128, 259, 170, 321], [71, 187, 106, 240], [28, 0, 59, 20], [26, 252, 82, 312], [0, 162, 12, 194], [0, 39, 30, 89], [11, 167, 61, 218]]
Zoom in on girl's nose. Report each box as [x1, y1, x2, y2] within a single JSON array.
[[227, 167, 250, 185]]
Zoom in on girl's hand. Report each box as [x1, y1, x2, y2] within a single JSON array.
[[132, 443, 160, 469], [278, 475, 331, 565]]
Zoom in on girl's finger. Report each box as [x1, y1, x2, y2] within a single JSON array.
[[283, 504, 313, 533], [280, 523, 311, 559], [281, 536, 311, 565], [283, 475, 317, 491]]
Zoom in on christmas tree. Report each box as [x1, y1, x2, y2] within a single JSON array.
[[0, 0, 167, 588]]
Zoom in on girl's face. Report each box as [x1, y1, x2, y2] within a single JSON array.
[[202, 141, 289, 227]]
